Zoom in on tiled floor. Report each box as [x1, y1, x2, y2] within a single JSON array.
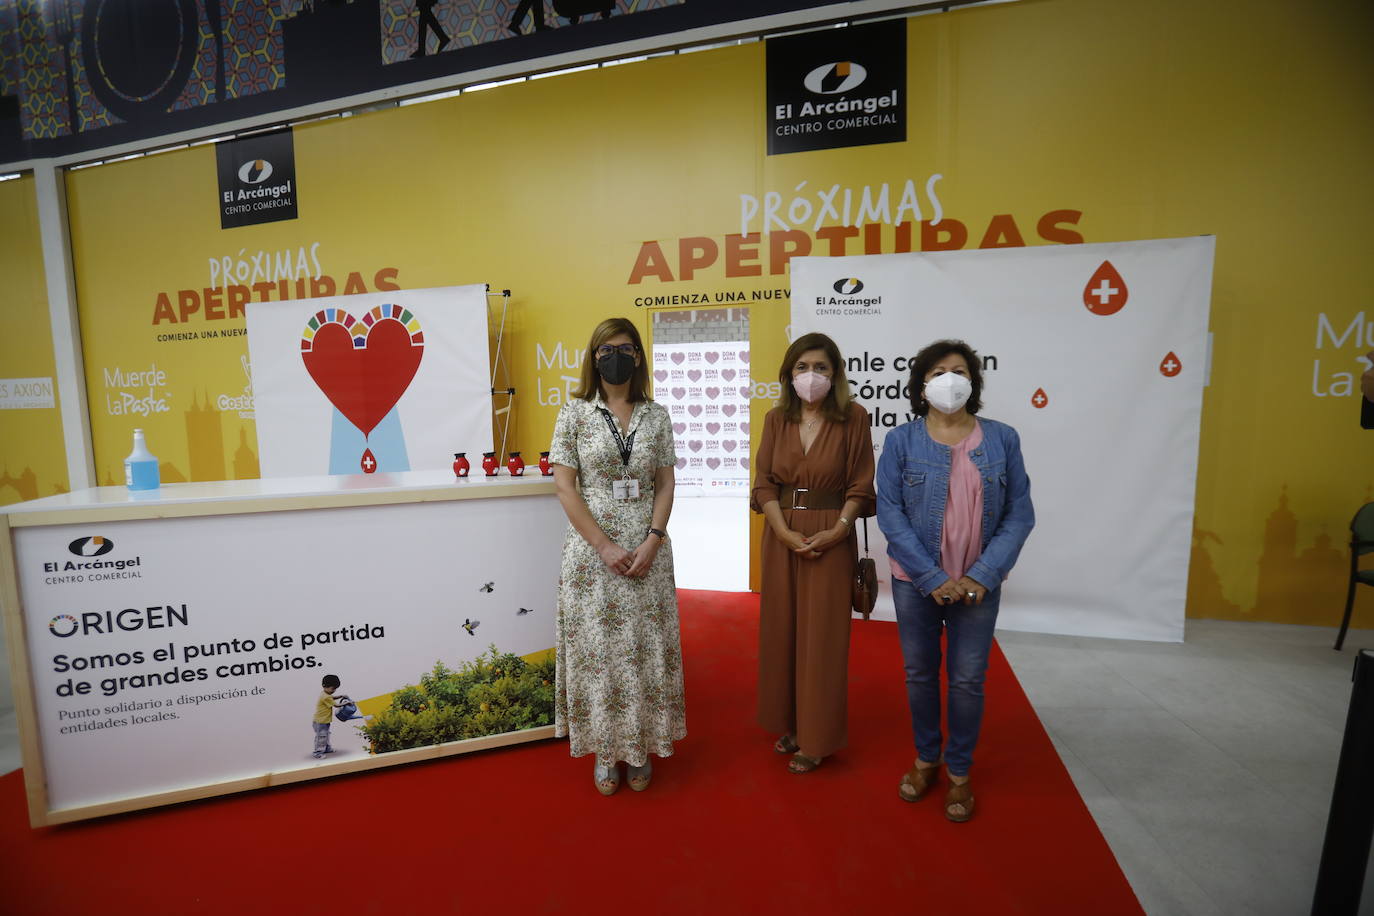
[[1, 615, 1369, 914], [997, 620, 1373, 916]]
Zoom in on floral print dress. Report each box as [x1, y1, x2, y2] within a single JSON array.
[[548, 394, 686, 766]]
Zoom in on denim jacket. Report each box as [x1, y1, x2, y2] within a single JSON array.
[[876, 415, 1034, 597]]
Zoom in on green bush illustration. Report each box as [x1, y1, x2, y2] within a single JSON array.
[[359, 647, 556, 755]]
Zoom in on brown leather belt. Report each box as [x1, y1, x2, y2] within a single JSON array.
[[778, 485, 845, 510]]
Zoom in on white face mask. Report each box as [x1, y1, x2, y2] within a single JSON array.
[[792, 371, 832, 404], [924, 372, 972, 414]]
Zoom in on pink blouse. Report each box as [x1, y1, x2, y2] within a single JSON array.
[[890, 420, 984, 583]]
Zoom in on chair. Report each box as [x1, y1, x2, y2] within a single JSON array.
[[1334, 501, 1374, 650]]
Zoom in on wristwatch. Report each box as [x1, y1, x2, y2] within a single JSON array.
[[648, 527, 668, 541]]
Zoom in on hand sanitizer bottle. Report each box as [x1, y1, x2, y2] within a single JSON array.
[[124, 428, 161, 491]]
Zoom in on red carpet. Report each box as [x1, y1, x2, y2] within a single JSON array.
[[1, 591, 1142, 915]]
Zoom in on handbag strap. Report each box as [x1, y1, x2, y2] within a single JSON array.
[[861, 516, 871, 558]]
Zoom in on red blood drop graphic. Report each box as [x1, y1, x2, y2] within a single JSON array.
[[1159, 351, 1182, 377], [1083, 260, 1128, 315], [361, 448, 377, 473], [1031, 388, 1049, 409]]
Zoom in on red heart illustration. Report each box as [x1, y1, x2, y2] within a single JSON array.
[[670, 352, 686, 365], [706, 422, 721, 435], [672, 387, 687, 400], [721, 369, 736, 381], [302, 319, 423, 438], [740, 422, 750, 434], [738, 386, 750, 399], [706, 387, 721, 400], [688, 405, 703, 417], [739, 351, 750, 364], [740, 457, 750, 469], [673, 422, 686, 435], [676, 457, 687, 469], [706, 457, 721, 469], [722, 404, 737, 417], [654, 370, 668, 382], [689, 440, 704, 452], [688, 369, 703, 382], [722, 440, 737, 452], [704, 352, 719, 364]]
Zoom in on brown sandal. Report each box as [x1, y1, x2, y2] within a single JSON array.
[[774, 735, 799, 754], [945, 778, 975, 822], [787, 752, 823, 774], [898, 762, 938, 802]]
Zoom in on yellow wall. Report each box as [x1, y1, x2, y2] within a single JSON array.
[[57, 0, 1374, 626], [0, 175, 67, 505]]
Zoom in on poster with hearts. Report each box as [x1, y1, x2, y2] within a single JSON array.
[[652, 343, 751, 497], [247, 285, 493, 477]]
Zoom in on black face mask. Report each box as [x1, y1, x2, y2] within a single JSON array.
[[597, 351, 636, 386]]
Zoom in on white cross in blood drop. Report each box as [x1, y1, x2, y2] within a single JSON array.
[[1033, 393, 1046, 406], [1163, 358, 1178, 374], [363, 455, 375, 471], [1092, 278, 1119, 305]]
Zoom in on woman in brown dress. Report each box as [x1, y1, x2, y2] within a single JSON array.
[[751, 332, 875, 773]]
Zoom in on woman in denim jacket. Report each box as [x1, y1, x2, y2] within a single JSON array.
[[876, 339, 1034, 822]]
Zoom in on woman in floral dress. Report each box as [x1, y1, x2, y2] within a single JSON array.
[[548, 317, 685, 795]]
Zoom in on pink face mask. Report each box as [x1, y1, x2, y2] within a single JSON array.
[[792, 371, 832, 404]]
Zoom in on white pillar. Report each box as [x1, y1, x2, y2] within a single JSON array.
[[33, 161, 95, 491]]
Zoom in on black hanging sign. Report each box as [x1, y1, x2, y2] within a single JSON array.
[[215, 129, 300, 230], [766, 19, 907, 156]]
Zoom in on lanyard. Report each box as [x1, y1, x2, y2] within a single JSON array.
[[598, 407, 637, 468]]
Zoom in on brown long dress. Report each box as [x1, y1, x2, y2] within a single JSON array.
[[751, 399, 875, 758]]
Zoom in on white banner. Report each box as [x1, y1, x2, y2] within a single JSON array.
[[792, 237, 1215, 642], [247, 284, 493, 477], [14, 493, 562, 812], [652, 343, 752, 497]]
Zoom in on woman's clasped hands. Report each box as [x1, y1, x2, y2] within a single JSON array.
[[597, 538, 661, 577], [931, 576, 987, 606], [777, 523, 847, 560]]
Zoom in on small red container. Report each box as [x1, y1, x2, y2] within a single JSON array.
[[539, 451, 552, 476], [481, 452, 498, 476], [507, 451, 525, 476], [452, 453, 470, 478]]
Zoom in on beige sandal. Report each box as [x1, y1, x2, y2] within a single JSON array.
[[627, 761, 653, 792], [594, 762, 620, 796], [774, 735, 799, 754], [898, 762, 938, 802], [945, 777, 975, 822], [787, 752, 823, 774]]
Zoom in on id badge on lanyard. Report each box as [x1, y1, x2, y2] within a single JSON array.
[[600, 407, 640, 500]]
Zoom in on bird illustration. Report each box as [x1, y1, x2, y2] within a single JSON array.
[[462, 618, 480, 635], [517, 607, 534, 616], [478, 582, 495, 593]]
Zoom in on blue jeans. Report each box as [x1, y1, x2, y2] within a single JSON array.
[[891, 577, 1000, 777], [313, 721, 332, 756]]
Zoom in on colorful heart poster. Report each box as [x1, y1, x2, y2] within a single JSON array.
[[248, 285, 493, 477]]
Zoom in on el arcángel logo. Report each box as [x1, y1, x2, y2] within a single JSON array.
[[43, 535, 144, 585], [816, 277, 883, 315], [804, 62, 868, 95], [237, 159, 274, 184]]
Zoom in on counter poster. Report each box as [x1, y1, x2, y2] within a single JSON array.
[[791, 237, 1215, 642], [246, 284, 493, 477], [652, 343, 751, 496], [12, 492, 564, 814]]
